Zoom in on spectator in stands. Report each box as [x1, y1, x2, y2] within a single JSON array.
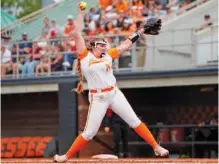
[[98, 9, 107, 24], [62, 40, 77, 70], [41, 17, 51, 39], [35, 44, 63, 76], [84, 14, 98, 35], [103, 21, 117, 45], [2, 34, 29, 77], [120, 19, 135, 37], [103, 5, 118, 26], [145, 0, 156, 17], [195, 14, 213, 32], [133, 9, 147, 24], [49, 19, 61, 37], [64, 15, 75, 37], [89, 7, 101, 22], [104, 108, 129, 158], [115, 0, 129, 14], [104, 21, 116, 34], [1, 35, 13, 50], [98, 0, 113, 10], [1, 44, 12, 78], [50, 45, 64, 72], [155, 0, 168, 9], [17, 32, 33, 55], [13, 32, 32, 74], [21, 42, 42, 77], [47, 29, 60, 46], [35, 50, 49, 76], [131, 0, 144, 18], [116, 15, 126, 28], [154, 2, 167, 19], [83, 13, 93, 34], [63, 15, 77, 54], [94, 21, 105, 35]]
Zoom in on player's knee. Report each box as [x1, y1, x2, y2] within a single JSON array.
[[129, 118, 141, 128], [81, 130, 97, 140]]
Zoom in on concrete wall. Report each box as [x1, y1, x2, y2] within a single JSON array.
[[195, 26, 218, 65], [144, 0, 218, 69], [162, 0, 218, 30]]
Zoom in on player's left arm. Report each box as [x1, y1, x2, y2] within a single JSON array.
[[116, 29, 145, 55], [108, 18, 162, 59]]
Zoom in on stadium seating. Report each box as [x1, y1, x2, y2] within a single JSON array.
[[145, 0, 218, 69], [3, 0, 98, 41]]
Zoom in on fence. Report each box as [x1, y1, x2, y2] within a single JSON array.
[[1, 25, 218, 79]]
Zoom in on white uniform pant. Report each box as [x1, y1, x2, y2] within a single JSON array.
[[82, 87, 141, 140]]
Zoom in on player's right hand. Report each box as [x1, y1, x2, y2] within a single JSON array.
[[78, 2, 86, 13]]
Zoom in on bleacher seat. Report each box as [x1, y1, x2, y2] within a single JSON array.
[[5, 0, 98, 41]]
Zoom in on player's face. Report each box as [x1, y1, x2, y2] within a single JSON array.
[[95, 43, 107, 54]]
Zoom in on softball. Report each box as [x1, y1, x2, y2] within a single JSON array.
[[79, 2, 87, 10]]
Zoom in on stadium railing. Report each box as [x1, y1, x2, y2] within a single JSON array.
[[1, 0, 212, 41], [3, 25, 218, 79]]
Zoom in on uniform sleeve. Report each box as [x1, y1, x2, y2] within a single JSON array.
[[77, 48, 88, 60], [107, 48, 120, 59]]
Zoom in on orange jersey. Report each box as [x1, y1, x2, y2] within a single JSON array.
[[133, 15, 146, 23], [78, 48, 119, 89], [121, 27, 135, 38], [64, 24, 74, 36], [115, 0, 128, 14], [131, 1, 144, 17], [98, 0, 113, 9], [104, 28, 116, 34]]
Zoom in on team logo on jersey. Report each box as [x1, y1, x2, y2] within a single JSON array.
[[99, 95, 104, 100], [88, 58, 108, 66]]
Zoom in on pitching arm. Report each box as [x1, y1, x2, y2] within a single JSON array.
[[74, 3, 86, 55]]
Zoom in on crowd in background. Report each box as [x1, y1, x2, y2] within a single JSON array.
[[1, 0, 213, 78]]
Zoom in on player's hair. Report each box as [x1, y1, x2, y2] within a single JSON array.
[[74, 38, 107, 94], [74, 58, 84, 93]]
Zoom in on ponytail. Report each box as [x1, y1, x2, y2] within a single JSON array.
[[73, 40, 97, 93], [74, 58, 84, 94]]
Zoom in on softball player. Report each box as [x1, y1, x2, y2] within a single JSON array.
[[54, 3, 169, 163]]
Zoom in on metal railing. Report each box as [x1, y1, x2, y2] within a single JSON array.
[[1, 0, 212, 40], [1, 25, 218, 79]]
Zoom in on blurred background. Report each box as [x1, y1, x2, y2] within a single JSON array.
[[1, 0, 218, 159]]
